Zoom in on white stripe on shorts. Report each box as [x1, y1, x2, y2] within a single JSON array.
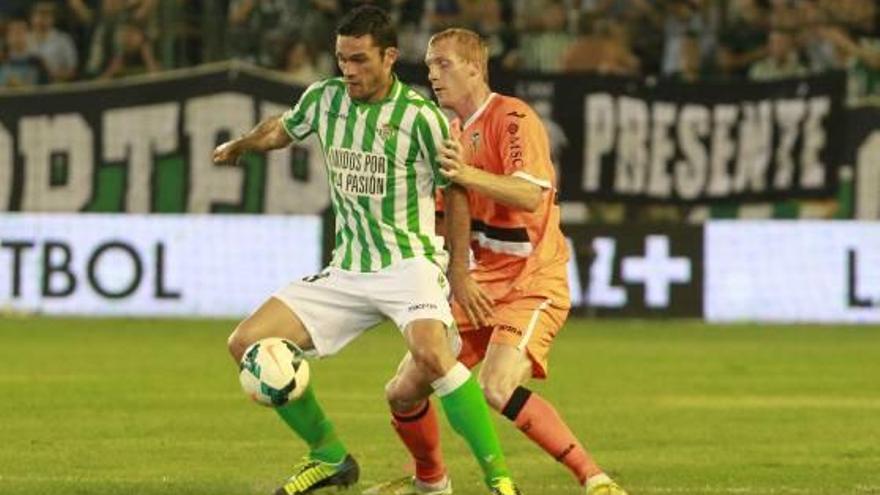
[[517, 298, 552, 352]]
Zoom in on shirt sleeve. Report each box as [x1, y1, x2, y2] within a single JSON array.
[[416, 104, 452, 189], [280, 80, 323, 140], [496, 100, 554, 189]]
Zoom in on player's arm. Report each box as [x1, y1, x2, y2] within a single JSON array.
[[213, 115, 293, 165], [215, 81, 322, 165], [443, 184, 494, 326], [438, 138, 543, 212], [444, 184, 470, 273]]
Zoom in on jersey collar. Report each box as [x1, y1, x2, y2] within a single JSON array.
[[462, 92, 497, 129], [353, 74, 402, 107]]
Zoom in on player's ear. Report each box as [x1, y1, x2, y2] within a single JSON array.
[[468, 60, 480, 79], [383, 47, 399, 68]]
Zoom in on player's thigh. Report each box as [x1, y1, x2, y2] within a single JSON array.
[[385, 352, 435, 412], [231, 268, 383, 361], [487, 296, 568, 380], [228, 297, 312, 361], [372, 257, 459, 376], [372, 257, 455, 335], [273, 268, 384, 357]]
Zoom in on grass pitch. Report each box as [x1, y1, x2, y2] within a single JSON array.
[[1, 317, 879, 494]]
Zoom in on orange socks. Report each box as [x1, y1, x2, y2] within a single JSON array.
[[391, 400, 446, 484], [501, 386, 603, 485], [392, 388, 604, 487]]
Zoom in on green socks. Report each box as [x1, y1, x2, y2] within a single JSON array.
[[434, 363, 511, 484], [275, 385, 347, 463]]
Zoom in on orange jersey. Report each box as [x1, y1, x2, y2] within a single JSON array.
[[450, 93, 570, 302]]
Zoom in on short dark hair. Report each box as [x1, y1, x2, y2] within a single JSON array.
[[336, 5, 397, 51]]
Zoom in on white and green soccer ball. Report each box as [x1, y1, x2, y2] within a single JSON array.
[[238, 337, 310, 407]]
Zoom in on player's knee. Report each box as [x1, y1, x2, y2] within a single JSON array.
[[227, 321, 255, 363], [384, 377, 422, 413], [478, 373, 519, 411], [410, 347, 450, 381]]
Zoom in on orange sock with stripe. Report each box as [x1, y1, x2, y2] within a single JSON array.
[[502, 386, 603, 485], [391, 400, 447, 484]]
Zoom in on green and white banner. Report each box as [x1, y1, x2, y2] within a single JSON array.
[[0, 64, 329, 215]]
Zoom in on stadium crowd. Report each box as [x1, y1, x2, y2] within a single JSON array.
[[0, 0, 878, 103]]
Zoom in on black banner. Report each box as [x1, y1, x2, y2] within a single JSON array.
[[564, 224, 703, 316], [0, 64, 863, 213], [398, 64, 848, 204], [0, 65, 331, 215]]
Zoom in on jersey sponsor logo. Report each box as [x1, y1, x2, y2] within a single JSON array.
[[407, 302, 439, 312], [507, 110, 526, 119], [327, 146, 388, 198], [507, 132, 524, 169], [496, 324, 524, 337]]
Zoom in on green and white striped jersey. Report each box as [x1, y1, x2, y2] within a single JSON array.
[[280, 76, 451, 272]]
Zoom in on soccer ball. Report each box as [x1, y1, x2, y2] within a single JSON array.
[[238, 337, 310, 407]]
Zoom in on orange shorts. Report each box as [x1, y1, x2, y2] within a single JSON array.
[[453, 293, 570, 379]]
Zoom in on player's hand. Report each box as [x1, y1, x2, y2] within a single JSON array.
[[213, 140, 244, 166], [438, 139, 473, 185], [449, 268, 494, 327]]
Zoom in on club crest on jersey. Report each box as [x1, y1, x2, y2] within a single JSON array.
[[378, 122, 397, 140], [470, 131, 481, 152]]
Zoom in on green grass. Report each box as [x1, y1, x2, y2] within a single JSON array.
[[1, 317, 879, 494]]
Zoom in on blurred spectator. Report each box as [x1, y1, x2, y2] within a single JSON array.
[[99, 20, 159, 79], [67, 0, 159, 77], [28, 2, 79, 82], [768, 0, 800, 31], [228, 0, 337, 68], [817, 25, 880, 105], [0, 0, 875, 89], [562, 13, 639, 75], [717, 0, 768, 77], [660, 0, 708, 78], [394, 0, 431, 63], [749, 29, 807, 80], [0, 18, 49, 88], [278, 37, 325, 86], [614, 0, 665, 75], [1, 0, 33, 57], [820, 0, 875, 35], [471, 0, 518, 72], [227, 0, 297, 66], [511, 0, 573, 72], [0, 0, 32, 19], [426, 0, 463, 32], [798, 0, 841, 73]]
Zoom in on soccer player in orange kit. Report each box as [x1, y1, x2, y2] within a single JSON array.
[[364, 28, 628, 495]]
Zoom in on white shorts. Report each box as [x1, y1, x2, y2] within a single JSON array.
[[272, 257, 457, 357]]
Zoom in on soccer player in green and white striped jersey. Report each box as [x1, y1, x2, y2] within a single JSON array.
[[213, 6, 521, 495]]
